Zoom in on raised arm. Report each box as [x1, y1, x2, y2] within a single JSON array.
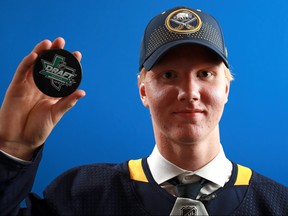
[[0, 38, 85, 215], [0, 37, 85, 160]]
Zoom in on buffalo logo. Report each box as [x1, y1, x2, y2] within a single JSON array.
[[165, 9, 202, 33], [40, 55, 77, 91], [181, 206, 198, 216]]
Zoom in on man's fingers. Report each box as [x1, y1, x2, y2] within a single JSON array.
[[12, 40, 53, 84], [12, 52, 38, 84], [51, 90, 86, 125], [51, 37, 65, 50], [32, 39, 52, 55], [73, 51, 82, 62]]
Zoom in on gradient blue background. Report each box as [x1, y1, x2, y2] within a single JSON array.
[[0, 0, 287, 196]]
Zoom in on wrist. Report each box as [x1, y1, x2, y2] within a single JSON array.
[[0, 149, 32, 164], [0, 141, 41, 161]]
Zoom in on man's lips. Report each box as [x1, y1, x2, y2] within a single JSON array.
[[172, 109, 205, 117]]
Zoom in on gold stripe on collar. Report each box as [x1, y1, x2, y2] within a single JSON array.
[[128, 159, 149, 183], [234, 164, 252, 186]]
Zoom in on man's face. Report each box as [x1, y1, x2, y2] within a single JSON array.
[[139, 45, 230, 146]]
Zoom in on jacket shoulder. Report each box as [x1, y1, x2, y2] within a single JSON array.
[[233, 169, 288, 216], [43, 162, 134, 214], [45, 162, 129, 192]]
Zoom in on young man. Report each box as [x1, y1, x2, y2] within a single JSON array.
[[0, 6, 287, 216]]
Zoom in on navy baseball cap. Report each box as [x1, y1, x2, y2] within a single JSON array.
[[139, 6, 229, 71]]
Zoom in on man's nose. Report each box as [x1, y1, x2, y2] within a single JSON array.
[[177, 78, 200, 102]]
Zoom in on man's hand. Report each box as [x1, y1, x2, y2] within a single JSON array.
[[0, 37, 86, 160]]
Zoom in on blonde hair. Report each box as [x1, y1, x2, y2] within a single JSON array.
[[224, 67, 234, 81]]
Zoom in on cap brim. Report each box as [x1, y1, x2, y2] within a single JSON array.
[[143, 39, 229, 71]]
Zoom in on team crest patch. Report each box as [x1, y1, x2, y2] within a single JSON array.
[[181, 206, 197, 216], [165, 9, 202, 33]]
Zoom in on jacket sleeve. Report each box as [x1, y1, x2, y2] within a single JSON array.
[[0, 146, 44, 215]]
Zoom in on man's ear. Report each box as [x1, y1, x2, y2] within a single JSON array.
[[138, 81, 149, 108], [224, 79, 230, 104]]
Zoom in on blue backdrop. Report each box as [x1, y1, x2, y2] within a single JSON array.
[[0, 0, 287, 196]]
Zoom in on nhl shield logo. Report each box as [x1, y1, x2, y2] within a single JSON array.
[[169, 198, 208, 216], [165, 8, 202, 33], [181, 206, 197, 216]]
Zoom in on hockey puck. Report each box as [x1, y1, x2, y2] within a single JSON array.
[[33, 49, 82, 97]]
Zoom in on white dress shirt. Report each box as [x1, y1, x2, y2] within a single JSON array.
[[147, 144, 232, 198]]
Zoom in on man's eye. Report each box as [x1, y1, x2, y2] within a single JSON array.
[[162, 71, 176, 79], [198, 71, 213, 78]]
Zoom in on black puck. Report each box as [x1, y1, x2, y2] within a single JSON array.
[[33, 49, 82, 97]]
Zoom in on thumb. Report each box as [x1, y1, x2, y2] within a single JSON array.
[[51, 90, 86, 125]]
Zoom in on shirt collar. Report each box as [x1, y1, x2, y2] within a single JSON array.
[[147, 144, 232, 187]]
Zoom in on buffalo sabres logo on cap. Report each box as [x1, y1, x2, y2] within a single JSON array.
[[165, 8, 202, 33]]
